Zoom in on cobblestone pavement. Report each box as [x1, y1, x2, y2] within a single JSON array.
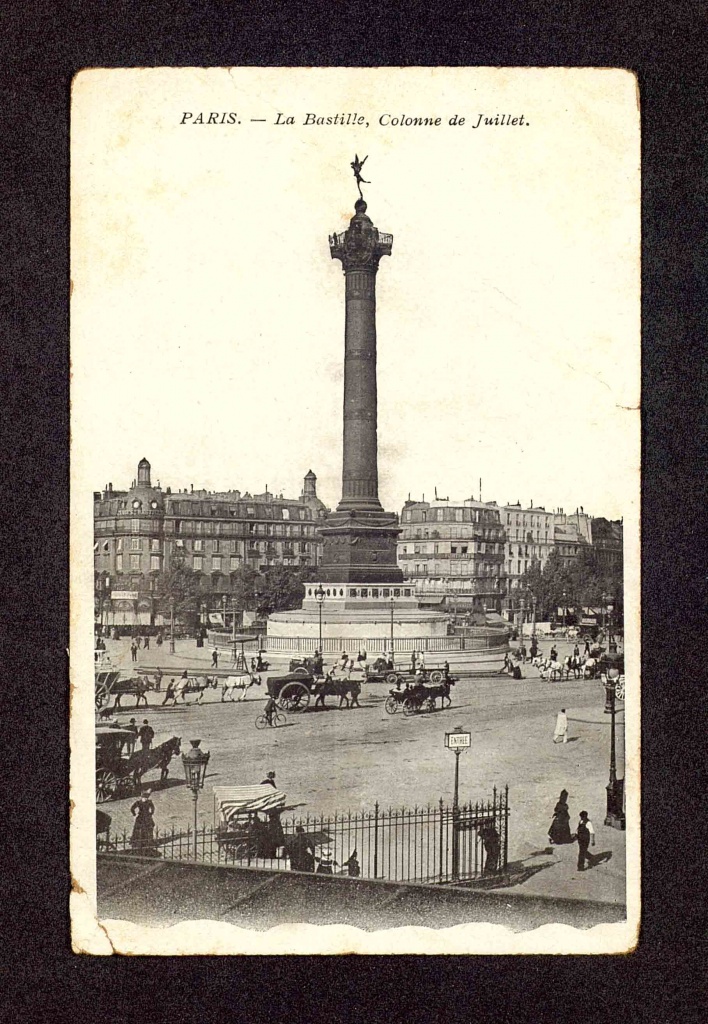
[[96, 635, 627, 906]]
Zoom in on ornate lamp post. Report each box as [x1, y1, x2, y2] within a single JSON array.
[[562, 589, 567, 631], [390, 593, 395, 664], [231, 595, 237, 643], [607, 597, 617, 653], [603, 679, 626, 830], [314, 584, 325, 653], [445, 727, 471, 882], [221, 593, 227, 631], [182, 739, 211, 859], [530, 592, 537, 638]]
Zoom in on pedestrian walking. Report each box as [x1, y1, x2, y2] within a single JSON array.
[[130, 641, 138, 663], [156, 631, 163, 648], [288, 826, 315, 872], [573, 643, 580, 659], [138, 719, 154, 750], [443, 660, 450, 681], [584, 639, 591, 657], [130, 790, 157, 855], [136, 635, 143, 650], [548, 788, 573, 844], [530, 638, 538, 660], [144, 634, 150, 650], [340, 650, 349, 671], [261, 771, 277, 788], [553, 709, 569, 744], [575, 810, 595, 871], [410, 651, 417, 674], [211, 646, 219, 668], [549, 645, 558, 662], [162, 680, 177, 706], [346, 657, 354, 679], [418, 651, 426, 671]]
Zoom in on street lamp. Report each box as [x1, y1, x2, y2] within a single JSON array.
[[445, 727, 472, 882], [169, 597, 175, 654], [390, 594, 395, 665], [603, 680, 626, 830], [530, 592, 537, 638], [231, 595, 237, 643], [562, 589, 567, 631], [607, 597, 616, 653], [314, 585, 325, 654], [221, 593, 227, 632], [182, 738, 211, 860]]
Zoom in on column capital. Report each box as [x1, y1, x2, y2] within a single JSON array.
[[330, 200, 392, 272]]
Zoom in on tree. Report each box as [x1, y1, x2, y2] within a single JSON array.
[[152, 554, 202, 627], [255, 565, 316, 617], [229, 567, 260, 613]]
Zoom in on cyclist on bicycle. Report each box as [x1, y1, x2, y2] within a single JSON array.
[[264, 695, 278, 726]]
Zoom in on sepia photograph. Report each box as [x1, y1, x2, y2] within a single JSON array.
[[70, 66, 640, 954]]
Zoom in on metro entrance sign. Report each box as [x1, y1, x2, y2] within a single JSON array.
[[445, 730, 471, 750], [444, 728, 472, 882]]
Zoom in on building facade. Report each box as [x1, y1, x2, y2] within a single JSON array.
[[94, 459, 327, 626], [590, 517, 624, 575], [396, 499, 508, 613]]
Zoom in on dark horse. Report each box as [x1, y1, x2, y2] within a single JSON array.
[[126, 736, 181, 789]]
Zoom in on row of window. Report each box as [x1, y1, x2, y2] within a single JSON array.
[[403, 508, 501, 525], [96, 537, 313, 556], [409, 563, 502, 576], [401, 542, 503, 556], [114, 551, 309, 573], [95, 518, 317, 537], [403, 527, 505, 542]]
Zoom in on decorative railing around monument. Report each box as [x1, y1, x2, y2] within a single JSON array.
[[264, 633, 509, 655], [99, 789, 509, 886]]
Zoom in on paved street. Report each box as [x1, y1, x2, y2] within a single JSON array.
[[98, 636, 626, 907]]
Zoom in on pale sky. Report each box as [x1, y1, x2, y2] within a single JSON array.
[[72, 68, 639, 521]]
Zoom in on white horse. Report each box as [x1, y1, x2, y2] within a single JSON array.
[[221, 672, 262, 702]]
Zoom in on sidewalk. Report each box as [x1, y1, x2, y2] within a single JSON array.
[[489, 826, 626, 906]]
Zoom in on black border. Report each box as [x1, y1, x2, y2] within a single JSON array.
[[3, 0, 706, 1019]]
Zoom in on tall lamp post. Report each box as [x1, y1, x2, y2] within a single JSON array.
[[530, 592, 537, 638], [314, 585, 325, 654], [603, 679, 626, 829], [182, 738, 211, 860], [390, 594, 395, 664], [607, 597, 617, 654], [169, 597, 175, 654], [562, 589, 567, 631], [445, 727, 472, 882], [231, 595, 237, 643]]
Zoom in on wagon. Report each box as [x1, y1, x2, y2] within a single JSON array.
[[95, 670, 123, 709]]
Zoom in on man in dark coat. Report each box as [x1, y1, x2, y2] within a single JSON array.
[[576, 810, 595, 871], [138, 719, 154, 750], [288, 826, 315, 872]]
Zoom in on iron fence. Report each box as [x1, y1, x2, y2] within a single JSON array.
[[99, 787, 509, 885]]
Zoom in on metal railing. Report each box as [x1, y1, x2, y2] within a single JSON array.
[[99, 789, 509, 885], [264, 634, 509, 655]]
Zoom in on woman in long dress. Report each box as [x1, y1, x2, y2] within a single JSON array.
[[130, 790, 156, 854], [548, 788, 573, 845]]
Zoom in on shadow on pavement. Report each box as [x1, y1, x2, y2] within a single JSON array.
[[587, 850, 613, 868]]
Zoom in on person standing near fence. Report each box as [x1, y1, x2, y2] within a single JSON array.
[[288, 826, 315, 872], [315, 842, 338, 875]]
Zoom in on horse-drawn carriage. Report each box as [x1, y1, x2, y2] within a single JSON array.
[[95, 724, 181, 803], [95, 669, 154, 710], [213, 786, 295, 861], [384, 677, 455, 716], [266, 671, 358, 712]]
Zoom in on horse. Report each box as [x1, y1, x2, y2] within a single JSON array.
[[112, 675, 154, 710], [126, 736, 181, 788], [564, 654, 583, 680], [583, 657, 599, 679], [221, 672, 262, 702]]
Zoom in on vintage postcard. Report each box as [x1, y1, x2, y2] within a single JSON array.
[[70, 66, 640, 954]]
